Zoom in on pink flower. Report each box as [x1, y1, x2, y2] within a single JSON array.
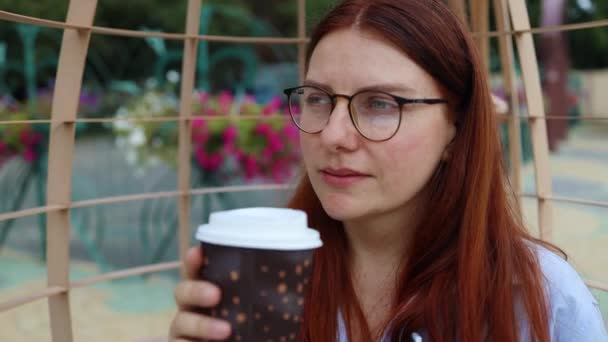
[[254, 123, 272, 136], [195, 148, 223, 171], [281, 124, 299, 143], [261, 147, 273, 163], [289, 103, 301, 115], [271, 159, 288, 183], [20, 131, 42, 146], [195, 149, 211, 169], [218, 91, 233, 114], [262, 97, 282, 116], [23, 148, 36, 163], [208, 153, 223, 171], [222, 125, 238, 145], [231, 148, 246, 161], [195, 148, 207, 166], [267, 132, 284, 153], [192, 118, 206, 129], [192, 119, 209, 144], [0, 140, 6, 154], [243, 155, 260, 180], [197, 91, 209, 104], [20, 131, 30, 145], [223, 142, 237, 155]]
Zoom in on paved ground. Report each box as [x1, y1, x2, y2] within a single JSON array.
[[0, 122, 607, 341]]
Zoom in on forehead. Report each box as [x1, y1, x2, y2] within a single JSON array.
[[306, 29, 439, 96]]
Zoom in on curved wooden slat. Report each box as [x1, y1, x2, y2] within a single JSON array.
[[0, 10, 308, 44], [71, 262, 180, 288], [177, 0, 202, 279], [0, 205, 66, 223], [508, 0, 554, 241], [494, 0, 523, 205], [586, 280, 608, 293], [45, 1, 99, 341], [0, 262, 180, 314], [0, 286, 67, 313], [519, 193, 608, 209]]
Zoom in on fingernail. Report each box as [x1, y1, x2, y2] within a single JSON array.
[[212, 321, 231, 337]]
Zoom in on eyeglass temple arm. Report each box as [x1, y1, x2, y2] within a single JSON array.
[[405, 98, 449, 105]]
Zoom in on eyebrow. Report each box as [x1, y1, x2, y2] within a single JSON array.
[[302, 79, 417, 95]]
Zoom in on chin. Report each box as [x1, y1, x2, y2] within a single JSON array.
[[324, 208, 361, 223], [317, 194, 366, 222]]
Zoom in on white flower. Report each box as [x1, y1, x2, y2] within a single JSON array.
[[577, 0, 594, 12], [145, 78, 158, 90], [129, 128, 147, 147], [116, 107, 129, 118], [145, 94, 164, 115], [166, 70, 180, 84], [114, 119, 134, 131]]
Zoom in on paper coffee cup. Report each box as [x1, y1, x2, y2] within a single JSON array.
[[195, 207, 322, 341]]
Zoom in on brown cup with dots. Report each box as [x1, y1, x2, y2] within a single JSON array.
[[195, 207, 322, 342]]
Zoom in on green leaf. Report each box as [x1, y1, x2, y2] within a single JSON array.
[[207, 118, 230, 134]]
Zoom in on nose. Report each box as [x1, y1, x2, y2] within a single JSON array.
[[318, 97, 360, 151]]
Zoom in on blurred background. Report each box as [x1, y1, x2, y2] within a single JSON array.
[[0, 0, 606, 340]]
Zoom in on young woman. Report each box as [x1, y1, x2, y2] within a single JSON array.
[[169, 0, 607, 341]]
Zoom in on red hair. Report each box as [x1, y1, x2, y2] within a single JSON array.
[[289, 0, 561, 341]]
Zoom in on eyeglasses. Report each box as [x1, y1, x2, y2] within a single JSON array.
[[283, 86, 448, 142]]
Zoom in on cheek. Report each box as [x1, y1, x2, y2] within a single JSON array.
[[388, 122, 432, 160], [383, 135, 426, 180], [378, 124, 445, 192]]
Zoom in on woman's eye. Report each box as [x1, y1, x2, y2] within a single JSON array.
[[367, 98, 397, 111], [306, 94, 329, 106]]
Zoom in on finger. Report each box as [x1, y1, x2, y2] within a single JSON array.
[[185, 246, 204, 280], [171, 311, 231, 341], [174, 280, 221, 308]]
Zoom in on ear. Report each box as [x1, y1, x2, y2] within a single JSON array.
[[442, 145, 452, 161]]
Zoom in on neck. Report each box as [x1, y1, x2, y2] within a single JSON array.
[[344, 194, 425, 273], [344, 210, 414, 274], [343, 183, 429, 268], [341, 204, 422, 339]]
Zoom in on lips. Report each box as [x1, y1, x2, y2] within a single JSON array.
[[320, 168, 370, 177], [319, 167, 371, 187]]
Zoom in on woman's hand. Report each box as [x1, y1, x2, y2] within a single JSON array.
[[169, 246, 232, 341]]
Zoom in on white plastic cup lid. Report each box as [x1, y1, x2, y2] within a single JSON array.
[[195, 207, 323, 251]]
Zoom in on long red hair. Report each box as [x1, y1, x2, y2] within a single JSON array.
[[288, 0, 560, 341]]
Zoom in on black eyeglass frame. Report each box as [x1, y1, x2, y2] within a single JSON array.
[[283, 85, 449, 142]]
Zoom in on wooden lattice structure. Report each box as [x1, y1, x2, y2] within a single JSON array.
[[0, 0, 607, 341]]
